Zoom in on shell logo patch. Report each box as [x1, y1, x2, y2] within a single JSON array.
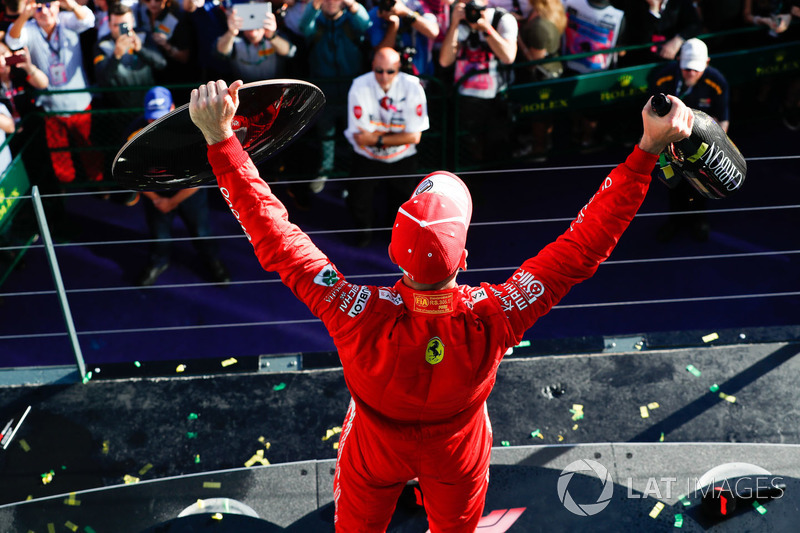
[[425, 337, 444, 365]]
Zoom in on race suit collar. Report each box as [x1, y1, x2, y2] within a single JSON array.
[[394, 278, 460, 316]]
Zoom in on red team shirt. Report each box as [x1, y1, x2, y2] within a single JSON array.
[[207, 136, 658, 530]]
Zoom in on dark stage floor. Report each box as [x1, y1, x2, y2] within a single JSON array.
[[0, 341, 799, 531]]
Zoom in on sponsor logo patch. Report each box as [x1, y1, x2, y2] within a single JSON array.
[[314, 264, 340, 287], [354, 106, 362, 119], [425, 337, 444, 365], [379, 288, 403, 306], [413, 292, 454, 314], [471, 288, 488, 303], [416, 103, 423, 117], [347, 286, 371, 317]]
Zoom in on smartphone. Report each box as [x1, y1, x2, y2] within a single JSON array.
[[236, 2, 271, 31], [119, 22, 131, 35], [5, 54, 25, 66]]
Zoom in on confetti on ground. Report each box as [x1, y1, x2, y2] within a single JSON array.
[[123, 475, 139, 484], [221, 357, 238, 367], [203, 481, 221, 489], [647, 402, 660, 410], [753, 501, 767, 515], [516, 340, 531, 348], [65, 521, 79, 531], [719, 392, 737, 403], [186, 432, 198, 439], [85, 527, 97, 533], [64, 492, 80, 506], [530, 429, 543, 439], [212, 513, 223, 520], [273, 382, 286, 391], [572, 424, 579, 431], [686, 365, 702, 377], [640, 406, 649, 418], [176, 364, 187, 373], [244, 449, 270, 467], [678, 495, 691, 507], [47, 524, 55, 533], [710, 384, 720, 393], [501, 441, 510, 446], [194, 454, 201, 464], [41, 470, 55, 485], [134, 361, 141, 367], [659, 432, 665, 442], [674, 513, 683, 528], [19, 439, 30, 452], [187, 413, 199, 420], [649, 501, 665, 518], [702, 332, 719, 343], [101, 441, 109, 454], [558, 435, 564, 442], [322, 427, 342, 441], [333, 441, 339, 450], [82, 372, 92, 384], [138, 464, 153, 476], [570, 404, 584, 421]]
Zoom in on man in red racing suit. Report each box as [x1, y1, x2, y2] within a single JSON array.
[[188, 80, 693, 532]]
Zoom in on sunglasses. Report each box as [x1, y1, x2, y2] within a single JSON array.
[[373, 68, 397, 75], [36, 2, 54, 11]]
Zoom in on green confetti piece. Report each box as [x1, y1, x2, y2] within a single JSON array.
[[194, 454, 201, 464], [273, 383, 286, 391], [678, 494, 691, 507], [659, 432, 665, 442], [516, 340, 531, 348], [530, 429, 542, 439], [752, 501, 767, 515], [674, 513, 683, 528], [134, 361, 141, 368], [186, 432, 198, 439], [501, 441, 510, 446], [85, 527, 97, 533], [187, 413, 199, 420], [686, 364, 702, 377], [82, 371, 92, 384], [710, 383, 719, 392]]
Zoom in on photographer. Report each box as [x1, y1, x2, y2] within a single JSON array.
[[439, 0, 517, 164], [367, 0, 439, 76], [215, 3, 295, 82]]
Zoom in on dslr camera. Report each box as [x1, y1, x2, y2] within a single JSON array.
[[378, 0, 396, 12], [464, 0, 485, 23]]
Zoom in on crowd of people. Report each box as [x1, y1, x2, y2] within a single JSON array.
[[0, 0, 797, 279]]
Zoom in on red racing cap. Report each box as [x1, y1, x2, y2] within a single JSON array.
[[390, 171, 473, 285]]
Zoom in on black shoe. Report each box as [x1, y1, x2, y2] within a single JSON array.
[[137, 263, 169, 286], [206, 259, 231, 284]]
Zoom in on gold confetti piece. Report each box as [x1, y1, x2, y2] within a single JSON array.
[[649, 501, 665, 518], [719, 392, 737, 403], [64, 492, 80, 506], [702, 332, 719, 343], [221, 358, 238, 367], [65, 521, 78, 532], [212, 513, 223, 520], [572, 424, 579, 430], [640, 406, 649, 418], [26, 495, 32, 500], [647, 402, 660, 410], [322, 427, 343, 441], [123, 475, 139, 484], [139, 464, 153, 476], [101, 441, 109, 454], [245, 449, 270, 467], [48, 524, 55, 533], [197, 499, 205, 508], [258, 436, 266, 443], [19, 439, 30, 452], [333, 442, 339, 450], [557, 435, 564, 442], [203, 481, 221, 489], [572, 404, 584, 412], [176, 364, 186, 373], [41, 470, 55, 485], [659, 432, 665, 442]]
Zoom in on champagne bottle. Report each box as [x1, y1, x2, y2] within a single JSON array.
[[651, 93, 746, 199]]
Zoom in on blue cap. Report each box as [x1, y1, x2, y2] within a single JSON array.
[[144, 86, 173, 121]]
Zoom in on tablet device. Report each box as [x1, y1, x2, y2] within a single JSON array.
[[236, 2, 272, 31]]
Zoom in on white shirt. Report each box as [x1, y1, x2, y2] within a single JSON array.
[[344, 70, 430, 163]]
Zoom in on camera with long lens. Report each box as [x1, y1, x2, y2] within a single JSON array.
[[464, 0, 485, 23], [379, 0, 396, 12], [399, 46, 417, 73]]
